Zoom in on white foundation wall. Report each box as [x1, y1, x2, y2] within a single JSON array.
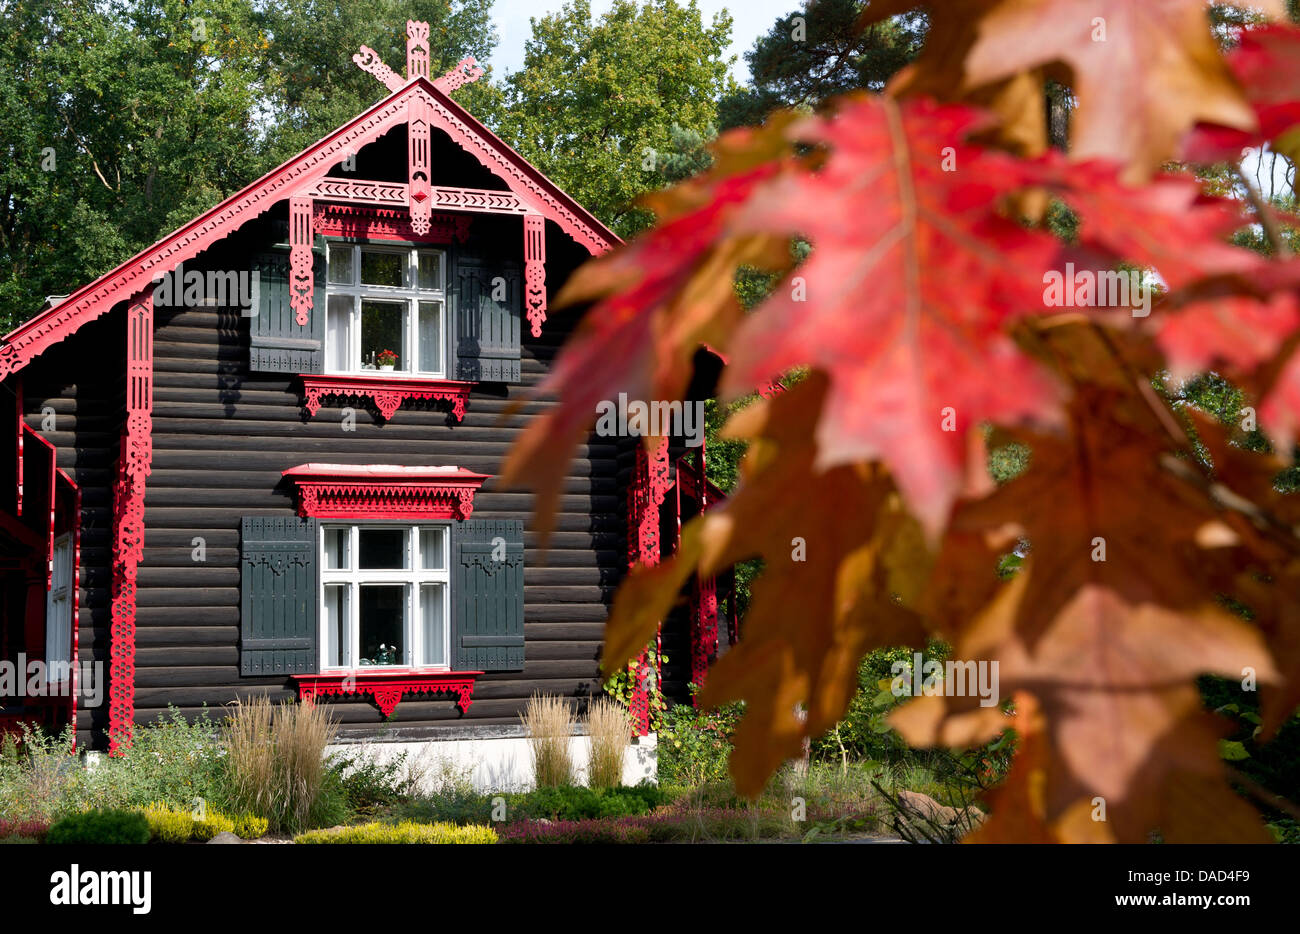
[[327, 732, 657, 794]]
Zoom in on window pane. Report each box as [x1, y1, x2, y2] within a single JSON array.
[[360, 300, 405, 371], [358, 528, 406, 569], [326, 295, 353, 372], [324, 584, 350, 668], [420, 527, 447, 570], [323, 527, 349, 570], [327, 245, 353, 285], [420, 584, 446, 666], [418, 252, 441, 290], [360, 250, 403, 287], [417, 301, 442, 373], [359, 584, 406, 666]]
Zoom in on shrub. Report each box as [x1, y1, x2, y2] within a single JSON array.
[[0, 724, 77, 821], [521, 693, 573, 788], [329, 747, 409, 815], [294, 821, 496, 844], [75, 708, 228, 815], [141, 803, 194, 843], [500, 818, 650, 844], [511, 783, 664, 821], [46, 809, 150, 845], [224, 696, 337, 834], [658, 701, 743, 786], [189, 811, 236, 841], [0, 836, 37, 844], [231, 813, 269, 839], [0, 819, 48, 842], [585, 698, 628, 789]]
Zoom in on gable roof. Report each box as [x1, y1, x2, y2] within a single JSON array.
[[0, 76, 620, 381]]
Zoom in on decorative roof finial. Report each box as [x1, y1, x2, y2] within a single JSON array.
[[352, 22, 484, 95]]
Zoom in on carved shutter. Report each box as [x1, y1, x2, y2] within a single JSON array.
[[240, 516, 319, 675], [451, 519, 525, 671], [453, 250, 522, 382], [249, 247, 325, 374]]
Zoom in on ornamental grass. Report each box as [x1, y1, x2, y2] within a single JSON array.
[[521, 692, 573, 789], [584, 697, 629, 789], [223, 695, 337, 834]]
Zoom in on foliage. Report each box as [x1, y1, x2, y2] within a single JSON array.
[[718, 0, 926, 129], [521, 693, 575, 788], [328, 748, 411, 816], [498, 806, 794, 844], [601, 643, 669, 733], [505, 2, 1300, 842], [294, 820, 496, 845], [0, 819, 48, 842], [497, 0, 734, 237], [657, 699, 743, 786], [222, 696, 338, 835], [140, 803, 195, 843], [45, 809, 151, 845]]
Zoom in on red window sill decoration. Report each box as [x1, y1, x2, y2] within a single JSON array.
[[294, 671, 482, 717], [282, 463, 490, 520], [300, 374, 472, 422]]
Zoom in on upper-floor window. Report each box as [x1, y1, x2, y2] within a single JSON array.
[[325, 244, 446, 377]]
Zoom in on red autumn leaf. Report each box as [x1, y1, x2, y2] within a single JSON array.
[[1183, 23, 1300, 163], [719, 95, 1071, 536]]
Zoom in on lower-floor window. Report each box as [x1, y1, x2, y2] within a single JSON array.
[[45, 533, 72, 684], [320, 523, 450, 669]]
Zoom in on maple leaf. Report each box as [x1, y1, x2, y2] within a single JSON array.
[[1155, 289, 1300, 379], [499, 119, 796, 535], [890, 328, 1283, 842], [1183, 23, 1300, 164], [719, 95, 1071, 537], [601, 375, 931, 795], [961, 0, 1263, 181]]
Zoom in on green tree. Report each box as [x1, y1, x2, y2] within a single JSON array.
[[718, 0, 925, 129], [498, 0, 733, 237]]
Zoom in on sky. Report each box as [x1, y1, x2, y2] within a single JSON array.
[[487, 0, 797, 83]]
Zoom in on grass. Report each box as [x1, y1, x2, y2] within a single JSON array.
[[521, 692, 574, 788], [585, 698, 628, 789]]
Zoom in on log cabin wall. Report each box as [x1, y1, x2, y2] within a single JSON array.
[[20, 311, 124, 747]]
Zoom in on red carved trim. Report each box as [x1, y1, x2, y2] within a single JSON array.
[[309, 179, 409, 205], [312, 204, 471, 244], [282, 463, 489, 521], [408, 94, 433, 235], [289, 197, 314, 326], [109, 293, 153, 755], [15, 376, 22, 517], [295, 671, 482, 716], [1, 76, 618, 380], [353, 46, 404, 91], [524, 213, 547, 338], [433, 56, 485, 95], [626, 438, 671, 735], [406, 20, 431, 81], [300, 374, 471, 421]]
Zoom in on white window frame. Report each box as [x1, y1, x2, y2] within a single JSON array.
[[324, 243, 447, 378], [45, 533, 73, 686], [318, 523, 451, 672]]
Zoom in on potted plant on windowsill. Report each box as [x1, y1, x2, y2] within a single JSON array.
[[376, 349, 398, 371]]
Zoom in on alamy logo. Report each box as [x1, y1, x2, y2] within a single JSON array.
[[50, 865, 152, 915], [152, 262, 257, 313], [1042, 262, 1153, 317], [0, 656, 103, 707], [890, 653, 1000, 707], [594, 393, 706, 448]]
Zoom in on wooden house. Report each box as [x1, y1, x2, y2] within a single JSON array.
[[0, 23, 735, 771]]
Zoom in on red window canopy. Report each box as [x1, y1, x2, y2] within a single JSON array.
[[281, 463, 489, 521]]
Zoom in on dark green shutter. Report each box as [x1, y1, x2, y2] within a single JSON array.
[[452, 519, 524, 670], [240, 516, 319, 675], [453, 251, 522, 382], [249, 247, 325, 373]]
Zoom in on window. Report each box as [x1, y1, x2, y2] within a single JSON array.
[[45, 534, 72, 685], [319, 524, 450, 670], [325, 244, 446, 376]]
